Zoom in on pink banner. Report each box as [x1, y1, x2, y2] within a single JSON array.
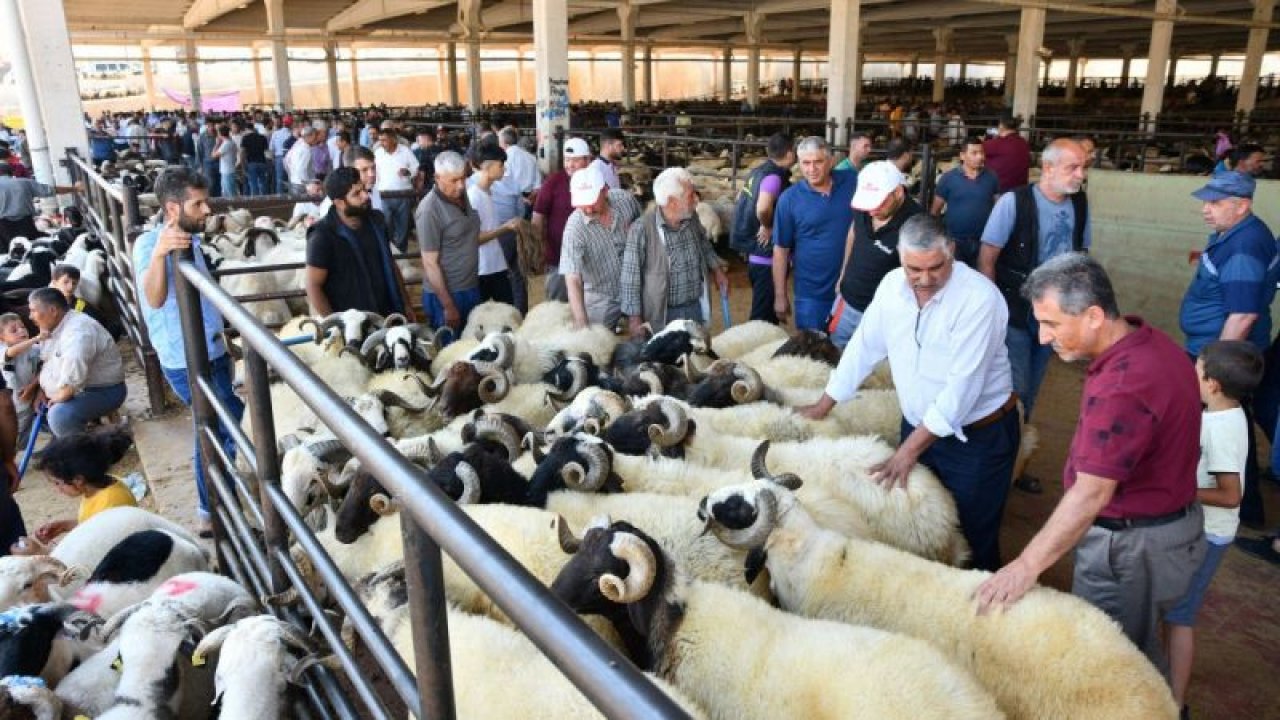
[[161, 88, 241, 113]]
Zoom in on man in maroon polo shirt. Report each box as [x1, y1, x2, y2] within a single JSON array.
[[532, 137, 593, 302], [983, 111, 1031, 193], [976, 252, 1205, 676]]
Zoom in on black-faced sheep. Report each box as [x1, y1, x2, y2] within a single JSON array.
[[550, 520, 1001, 720]]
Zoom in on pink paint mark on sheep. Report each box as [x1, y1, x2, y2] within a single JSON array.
[[158, 579, 199, 597], [70, 588, 104, 614]]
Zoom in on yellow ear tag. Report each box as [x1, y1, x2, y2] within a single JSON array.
[[110, 655, 123, 672], [75, 716, 92, 720], [191, 653, 206, 667]]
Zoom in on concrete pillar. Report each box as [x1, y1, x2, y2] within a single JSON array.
[[1120, 43, 1136, 88], [1208, 52, 1221, 78], [1166, 51, 1179, 88], [1238, 0, 1276, 117], [745, 11, 765, 109], [324, 41, 341, 109], [447, 42, 460, 106], [1140, 0, 1176, 132], [959, 61, 967, 82], [264, 0, 292, 109], [1004, 33, 1018, 105], [1, 0, 55, 186], [1011, 6, 1046, 129], [515, 51, 525, 103], [826, 0, 861, 146], [909, 53, 919, 78], [721, 48, 733, 100], [1042, 57, 1051, 86], [1066, 38, 1084, 103], [932, 27, 952, 103], [534, 0, 569, 173], [251, 47, 265, 105], [619, 3, 637, 110], [17, 0, 87, 181], [141, 47, 157, 111], [459, 0, 483, 110], [792, 48, 803, 100], [349, 46, 361, 106], [642, 45, 653, 103], [183, 40, 203, 114], [586, 52, 598, 99], [854, 51, 864, 97]]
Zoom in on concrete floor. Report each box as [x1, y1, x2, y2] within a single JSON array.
[[16, 259, 1276, 719]]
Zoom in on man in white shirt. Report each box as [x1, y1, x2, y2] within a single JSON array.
[[499, 126, 541, 198], [800, 215, 1020, 571], [374, 121, 420, 252], [591, 128, 625, 190], [28, 287, 126, 438], [284, 127, 316, 194]]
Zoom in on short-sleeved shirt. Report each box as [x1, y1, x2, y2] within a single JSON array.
[[240, 131, 269, 164], [838, 198, 923, 313], [216, 138, 238, 175], [375, 144, 420, 193], [559, 189, 641, 298], [0, 176, 51, 220], [533, 170, 574, 267], [78, 478, 137, 524], [466, 184, 509, 276], [306, 208, 398, 316], [590, 157, 621, 190], [983, 133, 1031, 192], [415, 189, 480, 293], [1065, 317, 1200, 519], [1198, 407, 1248, 539], [935, 167, 999, 241], [1, 342, 39, 414], [1179, 213, 1279, 356], [133, 227, 227, 370], [773, 169, 857, 303], [980, 184, 1092, 262]]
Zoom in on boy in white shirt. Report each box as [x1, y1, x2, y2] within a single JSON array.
[[1165, 339, 1264, 718], [0, 313, 44, 449], [466, 143, 520, 304]]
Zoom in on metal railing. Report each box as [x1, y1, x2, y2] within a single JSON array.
[[170, 251, 690, 719]]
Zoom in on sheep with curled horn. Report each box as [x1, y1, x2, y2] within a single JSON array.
[[603, 395, 693, 458], [346, 319, 443, 372], [686, 359, 772, 408], [403, 363, 513, 420], [541, 352, 599, 405], [298, 308, 386, 349]]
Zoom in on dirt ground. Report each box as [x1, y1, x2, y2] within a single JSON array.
[[12, 259, 1279, 719]]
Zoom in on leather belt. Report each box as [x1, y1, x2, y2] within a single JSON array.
[[1093, 505, 1191, 532], [964, 394, 1018, 432]]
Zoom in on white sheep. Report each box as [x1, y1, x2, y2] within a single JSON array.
[[191, 615, 333, 720], [709, 321, 789, 360], [515, 301, 575, 339], [62, 529, 209, 620], [736, 338, 788, 367], [218, 259, 293, 326], [462, 300, 524, 340], [550, 521, 1002, 720], [429, 337, 481, 378], [700, 478, 1178, 720]]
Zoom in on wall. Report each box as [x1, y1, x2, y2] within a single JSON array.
[[1087, 169, 1280, 339]]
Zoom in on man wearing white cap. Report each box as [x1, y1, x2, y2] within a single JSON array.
[[828, 159, 923, 348], [560, 163, 641, 329], [533, 138, 593, 302]]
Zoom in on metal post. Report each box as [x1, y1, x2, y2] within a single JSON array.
[[245, 346, 289, 595], [402, 518, 457, 720], [172, 251, 227, 571], [918, 142, 933, 208]]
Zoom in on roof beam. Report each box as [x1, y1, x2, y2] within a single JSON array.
[[183, 0, 254, 30], [966, 0, 1280, 31], [326, 0, 454, 33]]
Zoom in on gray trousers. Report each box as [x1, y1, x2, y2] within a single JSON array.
[[1073, 504, 1206, 677]]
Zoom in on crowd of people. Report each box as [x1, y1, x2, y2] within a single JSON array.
[[0, 95, 1277, 718]]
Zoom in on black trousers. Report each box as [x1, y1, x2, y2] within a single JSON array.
[[747, 263, 778, 324], [478, 271, 514, 305], [0, 216, 40, 253]]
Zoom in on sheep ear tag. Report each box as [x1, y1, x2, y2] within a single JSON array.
[[744, 548, 768, 586], [191, 652, 207, 667], [111, 652, 124, 672]]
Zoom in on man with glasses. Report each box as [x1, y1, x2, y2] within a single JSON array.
[[801, 215, 1019, 572]]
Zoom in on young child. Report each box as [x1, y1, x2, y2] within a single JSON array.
[[0, 313, 44, 449], [1165, 339, 1264, 718], [27, 427, 137, 547], [49, 264, 87, 313]]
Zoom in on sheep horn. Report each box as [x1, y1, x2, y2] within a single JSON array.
[[730, 363, 764, 404], [524, 432, 546, 463], [473, 416, 521, 461], [555, 515, 582, 554], [478, 370, 512, 404], [382, 313, 408, 328], [405, 373, 443, 398], [573, 439, 610, 491], [550, 357, 590, 401], [489, 333, 515, 370], [306, 439, 350, 464], [636, 368, 664, 396], [288, 653, 341, 685], [338, 345, 365, 363], [374, 389, 427, 412], [191, 624, 235, 666], [709, 488, 780, 550], [681, 353, 706, 382], [262, 588, 301, 606], [749, 441, 803, 490], [582, 417, 603, 436], [560, 461, 587, 491], [455, 461, 483, 504], [360, 328, 390, 358], [276, 621, 316, 654], [646, 398, 689, 447], [369, 493, 399, 516], [546, 394, 570, 411], [599, 533, 657, 603], [363, 312, 386, 328], [318, 313, 346, 332], [434, 326, 454, 348]]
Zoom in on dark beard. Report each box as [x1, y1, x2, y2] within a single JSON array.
[[343, 202, 370, 219], [177, 211, 204, 234]]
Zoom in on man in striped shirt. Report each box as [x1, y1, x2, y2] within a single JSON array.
[[560, 164, 641, 330]]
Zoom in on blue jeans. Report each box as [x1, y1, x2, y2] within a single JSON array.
[[383, 198, 411, 251], [793, 295, 832, 332], [274, 157, 288, 194], [245, 162, 269, 196], [904, 408, 1020, 572], [220, 172, 238, 199], [47, 383, 127, 437], [203, 160, 222, 198], [1006, 314, 1052, 419], [423, 287, 482, 346], [163, 355, 244, 520], [828, 297, 864, 349]]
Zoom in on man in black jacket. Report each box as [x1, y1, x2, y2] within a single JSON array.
[[305, 167, 412, 319], [730, 133, 795, 324]]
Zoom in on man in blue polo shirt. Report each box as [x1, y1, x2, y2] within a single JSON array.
[[1181, 170, 1280, 526], [932, 137, 999, 267], [772, 136, 856, 330]]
